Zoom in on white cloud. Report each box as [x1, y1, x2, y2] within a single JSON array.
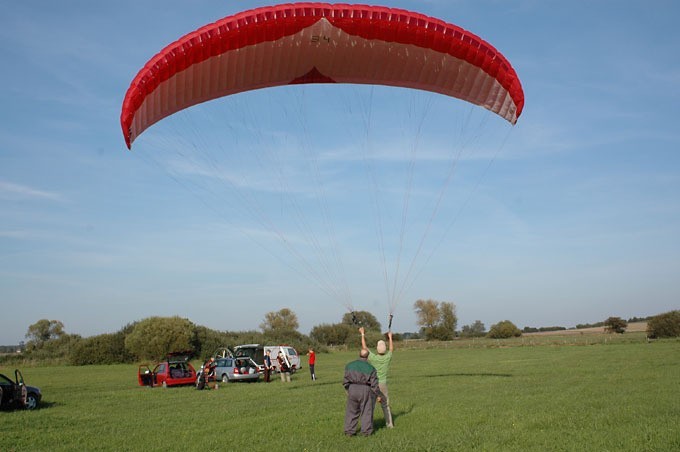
[[0, 180, 64, 202]]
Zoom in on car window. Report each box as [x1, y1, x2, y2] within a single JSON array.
[[156, 363, 166, 374], [287, 348, 297, 356], [0, 374, 12, 385]]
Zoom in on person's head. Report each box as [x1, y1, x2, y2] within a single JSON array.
[[266, 350, 270, 356], [376, 340, 387, 354], [308, 348, 314, 353], [359, 348, 369, 359]]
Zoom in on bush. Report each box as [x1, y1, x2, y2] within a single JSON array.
[[69, 331, 134, 365], [461, 321, 487, 338], [647, 310, 680, 338], [487, 320, 522, 339], [310, 323, 353, 346], [23, 333, 83, 364], [423, 325, 455, 341], [124, 316, 198, 360], [604, 316, 627, 334]]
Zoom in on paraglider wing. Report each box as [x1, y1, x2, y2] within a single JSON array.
[[121, 2, 524, 148]]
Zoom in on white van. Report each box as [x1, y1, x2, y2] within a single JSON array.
[[265, 345, 301, 373], [234, 344, 301, 373]]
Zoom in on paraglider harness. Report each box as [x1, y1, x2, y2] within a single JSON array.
[[277, 352, 291, 373], [351, 311, 394, 331]]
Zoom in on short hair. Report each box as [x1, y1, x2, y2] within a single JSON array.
[[360, 348, 370, 358]]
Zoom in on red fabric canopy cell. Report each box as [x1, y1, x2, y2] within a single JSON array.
[[121, 3, 524, 148]]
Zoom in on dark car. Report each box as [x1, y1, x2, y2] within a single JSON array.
[[138, 351, 197, 388], [0, 369, 42, 410]]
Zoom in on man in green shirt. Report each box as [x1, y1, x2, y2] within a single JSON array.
[[360, 326, 394, 428]]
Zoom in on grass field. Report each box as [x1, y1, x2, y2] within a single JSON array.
[[1, 336, 678, 451]]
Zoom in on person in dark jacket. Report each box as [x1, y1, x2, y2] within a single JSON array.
[[263, 350, 273, 383], [342, 348, 383, 436]]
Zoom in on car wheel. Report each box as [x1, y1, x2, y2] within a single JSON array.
[[162, 381, 167, 388], [25, 393, 39, 410], [221, 374, 229, 383]]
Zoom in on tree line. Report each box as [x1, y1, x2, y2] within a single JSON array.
[[3, 306, 678, 366]]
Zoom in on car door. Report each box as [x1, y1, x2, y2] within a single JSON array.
[[214, 358, 233, 382], [154, 363, 167, 386], [0, 373, 12, 408], [14, 370, 27, 407], [138, 365, 153, 386]]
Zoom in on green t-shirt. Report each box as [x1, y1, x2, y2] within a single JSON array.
[[368, 350, 392, 383]]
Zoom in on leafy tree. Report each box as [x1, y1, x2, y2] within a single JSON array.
[[440, 303, 458, 335], [576, 321, 605, 329], [194, 325, 234, 359], [25, 319, 65, 348], [646, 310, 680, 338], [628, 315, 653, 323], [260, 308, 299, 333], [413, 300, 457, 340], [487, 320, 522, 339], [414, 299, 440, 329], [341, 311, 381, 331], [124, 316, 198, 360], [311, 323, 353, 345], [24, 333, 82, 361], [604, 316, 627, 334], [461, 320, 486, 338]]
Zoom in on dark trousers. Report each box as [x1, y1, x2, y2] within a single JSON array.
[[344, 385, 375, 436], [309, 364, 316, 380]]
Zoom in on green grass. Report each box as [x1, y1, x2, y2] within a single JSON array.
[[1, 338, 678, 451]]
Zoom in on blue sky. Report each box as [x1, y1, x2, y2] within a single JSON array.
[[1, 1, 679, 344]]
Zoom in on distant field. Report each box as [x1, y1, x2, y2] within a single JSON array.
[[1, 335, 678, 451], [525, 321, 648, 336]]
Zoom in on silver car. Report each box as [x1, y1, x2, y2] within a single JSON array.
[[213, 357, 261, 383]]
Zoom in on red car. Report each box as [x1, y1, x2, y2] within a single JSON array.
[[138, 351, 196, 388]]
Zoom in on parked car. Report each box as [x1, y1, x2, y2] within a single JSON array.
[[137, 351, 197, 388], [213, 356, 261, 383], [234, 344, 301, 373], [0, 369, 42, 410], [233, 344, 264, 371]]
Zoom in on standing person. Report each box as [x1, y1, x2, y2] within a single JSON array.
[[308, 348, 316, 381], [360, 327, 394, 428], [263, 350, 273, 383], [277, 351, 291, 382], [343, 348, 382, 436]]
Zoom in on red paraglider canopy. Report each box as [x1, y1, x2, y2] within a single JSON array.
[[121, 3, 524, 148]]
